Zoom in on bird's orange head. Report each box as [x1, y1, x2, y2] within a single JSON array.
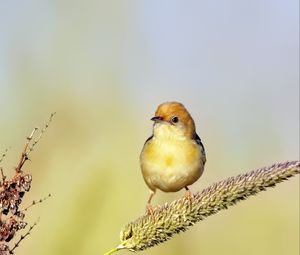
[[151, 102, 196, 138]]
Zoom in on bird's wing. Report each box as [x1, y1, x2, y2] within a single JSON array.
[[143, 135, 154, 146], [193, 133, 206, 163]]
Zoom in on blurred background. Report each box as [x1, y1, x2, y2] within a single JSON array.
[[0, 1, 299, 255]]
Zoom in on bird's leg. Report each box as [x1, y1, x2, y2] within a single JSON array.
[[184, 186, 194, 208], [184, 186, 193, 198], [146, 190, 155, 215]]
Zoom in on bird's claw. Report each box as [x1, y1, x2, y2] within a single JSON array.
[[184, 189, 194, 200], [184, 189, 194, 208], [146, 203, 154, 215]]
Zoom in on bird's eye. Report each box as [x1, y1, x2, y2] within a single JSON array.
[[171, 116, 179, 124]]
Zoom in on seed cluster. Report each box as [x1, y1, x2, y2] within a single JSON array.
[[119, 161, 300, 252]]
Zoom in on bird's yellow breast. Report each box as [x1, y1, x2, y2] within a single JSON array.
[[140, 132, 204, 192], [145, 123, 197, 164], [143, 137, 198, 168]]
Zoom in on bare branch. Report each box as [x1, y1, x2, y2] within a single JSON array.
[[28, 112, 56, 154], [23, 194, 51, 212], [9, 219, 39, 254], [0, 168, 6, 185], [0, 148, 9, 164], [0, 114, 54, 253], [15, 128, 38, 173]]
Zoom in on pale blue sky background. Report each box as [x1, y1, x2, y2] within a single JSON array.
[[0, 1, 298, 146]]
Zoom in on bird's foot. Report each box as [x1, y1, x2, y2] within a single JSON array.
[[145, 204, 162, 215], [184, 189, 194, 208], [184, 189, 194, 199], [146, 203, 154, 215]]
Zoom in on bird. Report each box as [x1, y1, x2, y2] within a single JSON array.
[[140, 102, 206, 213]]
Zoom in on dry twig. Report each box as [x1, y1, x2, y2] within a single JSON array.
[[9, 219, 39, 254], [0, 114, 54, 255]]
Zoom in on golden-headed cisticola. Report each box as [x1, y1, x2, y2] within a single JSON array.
[[140, 102, 206, 213]]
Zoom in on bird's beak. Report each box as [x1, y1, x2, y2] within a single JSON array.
[[151, 116, 163, 122]]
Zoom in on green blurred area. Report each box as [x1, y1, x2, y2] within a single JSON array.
[[0, 1, 299, 255]]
